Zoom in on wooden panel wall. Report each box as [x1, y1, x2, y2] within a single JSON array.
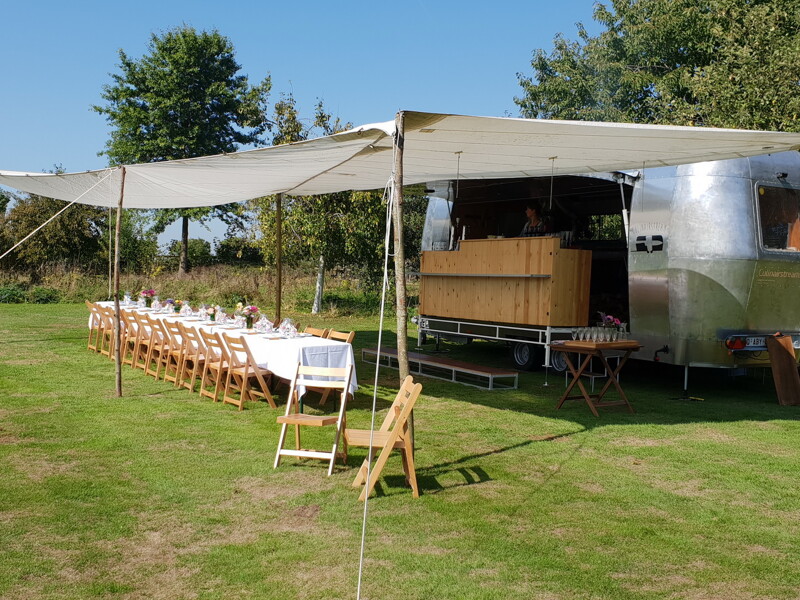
[[419, 237, 591, 326]]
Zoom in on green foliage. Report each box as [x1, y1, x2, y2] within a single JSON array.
[[27, 286, 61, 304], [94, 26, 270, 163], [167, 238, 214, 268], [107, 209, 159, 274], [580, 214, 624, 241], [0, 190, 11, 214], [93, 25, 271, 272], [214, 236, 263, 265], [0, 283, 26, 303], [1, 193, 108, 279], [516, 0, 800, 131], [252, 96, 426, 290], [292, 282, 382, 316]]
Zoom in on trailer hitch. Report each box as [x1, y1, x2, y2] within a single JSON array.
[[653, 345, 670, 362]]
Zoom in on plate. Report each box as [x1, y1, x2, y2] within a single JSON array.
[[745, 336, 765, 348]]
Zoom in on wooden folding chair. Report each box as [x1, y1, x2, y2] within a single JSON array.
[[220, 334, 276, 410], [198, 329, 229, 403], [85, 301, 101, 352], [159, 319, 185, 385], [176, 323, 207, 393], [325, 329, 356, 344], [130, 311, 154, 371], [98, 306, 116, 358], [304, 325, 329, 338], [318, 329, 356, 406], [119, 310, 139, 367], [143, 315, 166, 379], [274, 363, 354, 476], [344, 375, 422, 500]]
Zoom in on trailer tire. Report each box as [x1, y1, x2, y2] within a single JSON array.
[[549, 350, 571, 374], [511, 342, 542, 371]]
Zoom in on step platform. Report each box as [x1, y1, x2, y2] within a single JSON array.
[[362, 347, 518, 390]]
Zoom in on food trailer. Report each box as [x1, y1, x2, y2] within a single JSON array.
[[417, 151, 800, 372]]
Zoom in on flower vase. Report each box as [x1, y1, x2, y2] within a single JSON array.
[[145, 297, 152, 308], [245, 315, 254, 329]]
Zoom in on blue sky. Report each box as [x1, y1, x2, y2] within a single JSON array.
[[0, 0, 602, 245]]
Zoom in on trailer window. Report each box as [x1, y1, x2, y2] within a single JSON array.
[[758, 185, 800, 252], [577, 214, 624, 241]]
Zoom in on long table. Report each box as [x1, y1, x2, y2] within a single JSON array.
[[95, 303, 358, 397]]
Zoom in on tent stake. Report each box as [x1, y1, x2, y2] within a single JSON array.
[[392, 111, 410, 381], [114, 167, 126, 398]]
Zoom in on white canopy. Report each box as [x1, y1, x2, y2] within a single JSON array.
[[2, 111, 800, 208]]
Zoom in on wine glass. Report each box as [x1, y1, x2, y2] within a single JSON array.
[[571, 327, 578, 340]]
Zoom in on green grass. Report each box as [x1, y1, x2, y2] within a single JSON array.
[[2, 304, 800, 599]]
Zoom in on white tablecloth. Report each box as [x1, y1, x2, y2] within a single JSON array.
[[92, 303, 358, 397]]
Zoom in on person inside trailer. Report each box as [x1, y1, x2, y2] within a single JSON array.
[[519, 203, 551, 237]]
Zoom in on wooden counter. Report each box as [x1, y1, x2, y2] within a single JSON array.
[[419, 237, 591, 327]]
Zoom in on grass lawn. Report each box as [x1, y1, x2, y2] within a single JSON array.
[[2, 303, 800, 599]]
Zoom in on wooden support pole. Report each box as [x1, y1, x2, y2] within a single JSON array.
[[275, 193, 283, 324], [113, 167, 126, 398], [108, 207, 113, 300], [392, 111, 410, 381]]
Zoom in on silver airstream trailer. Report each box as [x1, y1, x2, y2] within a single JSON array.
[[416, 151, 800, 372]]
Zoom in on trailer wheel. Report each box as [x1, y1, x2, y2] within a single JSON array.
[[549, 350, 571, 374], [511, 342, 542, 370]]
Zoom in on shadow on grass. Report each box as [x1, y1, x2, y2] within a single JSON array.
[[354, 332, 800, 431], [354, 432, 582, 498]]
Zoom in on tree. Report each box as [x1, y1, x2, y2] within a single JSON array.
[[251, 95, 428, 312], [93, 25, 271, 274], [2, 193, 108, 279], [215, 235, 263, 265], [515, 0, 800, 131], [253, 95, 355, 312], [167, 238, 214, 268]]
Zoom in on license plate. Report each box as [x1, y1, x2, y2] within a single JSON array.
[[745, 336, 765, 347]]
